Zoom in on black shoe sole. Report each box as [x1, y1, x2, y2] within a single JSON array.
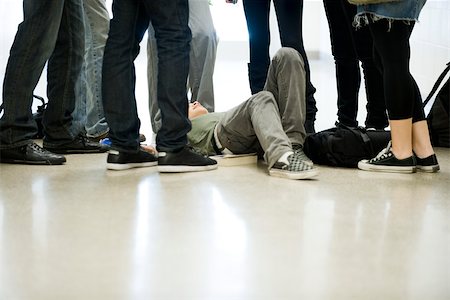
[[45, 148, 108, 154], [0, 158, 65, 165]]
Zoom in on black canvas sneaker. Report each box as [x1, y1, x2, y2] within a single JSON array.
[[107, 148, 158, 170], [415, 153, 440, 173], [0, 142, 66, 165], [158, 146, 218, 173], [269, 152, 318, 180], [44, 134, 107, 154], [358, 141, 416, 173]]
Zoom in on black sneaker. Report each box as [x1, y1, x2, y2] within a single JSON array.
[[0, 142, 66, 165], [44, 135, 108, 154], [415, 153, 440, 173], [107, 148, 158, 170], [158, 146, 218, 173], [269, 152, 318, 180], [358, 141, 416, 173]]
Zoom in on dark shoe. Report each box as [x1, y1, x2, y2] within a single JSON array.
[[0, 142, 66, 165], [107, 148, 158, 170], [358, 141, 416, 173], [44, 135, 108, 154], [415, 153, 440, 173], [158, 146, 218, 173], [269, 151, 318, 180]]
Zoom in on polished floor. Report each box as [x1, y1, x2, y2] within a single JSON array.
[[1, 52, 450, 300]]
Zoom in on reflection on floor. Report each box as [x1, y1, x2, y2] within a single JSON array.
[[1, 54, 449, 299]]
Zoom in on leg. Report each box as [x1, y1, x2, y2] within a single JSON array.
[[242, 0, 271, 94], [264, 47, 307, 145], [345, 1, 387, 129], [102, 0, 149, 152], [323, 0, 360, 127], [82, 0, 110, 138], [217, 91, 291, 168], [187, 0, 218, 112], [144, 0, 192, 151], [146, 22, 161, 134], [369, 20, 424, 158], [0, 0, 65, 148], [274, 0, 317, 130], [44, 0, 85, 144]]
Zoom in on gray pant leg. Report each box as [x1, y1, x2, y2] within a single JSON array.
[[188, 0, 217, 112], [264, 47, 307, 145], [147, 0, 217, 134], [217, 91, 292, 169]]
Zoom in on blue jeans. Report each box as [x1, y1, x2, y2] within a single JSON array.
[[102, 0, 191, 153], [0, 0, 85, 149], [73, 0, 110, 139]]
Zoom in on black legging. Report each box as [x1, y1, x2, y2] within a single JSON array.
[[242, 0, 317, 120], [369, 19, 425, 123], [323, 0, 387, 128]]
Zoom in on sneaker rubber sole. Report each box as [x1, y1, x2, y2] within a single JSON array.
[[269, 167, 318, 180], [107, 161, 157, 171], [158, 164, 218, 173], [358, 160, 417, 173], [416, 164, 440, 173]]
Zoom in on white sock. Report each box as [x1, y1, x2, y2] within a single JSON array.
[[277, 151, 293, 165]]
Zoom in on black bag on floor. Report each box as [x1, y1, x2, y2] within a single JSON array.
[[423, 62, 450, 148], [0, 94, 47, 139], [303, 124, 391, 168]]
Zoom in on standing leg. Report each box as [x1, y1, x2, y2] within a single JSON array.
[[102, 0, 149, 152], [82, 0, 110, 139], [187, 0, 218, 112], [0, 0, 66, 148], [242, 0, 271, 94], [323, 0, 360, 127], [44, 0, 85, 144]]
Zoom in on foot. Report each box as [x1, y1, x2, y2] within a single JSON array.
[[415, 153, 440, 173], [0, 142, 66, 165], [358, 141, 416, 173], [269, 152, 318, 180], [292, 144, 313, 166], [107, 147, 158, 170], [44, 135, 108, 154], [158, 146, 218, 173]]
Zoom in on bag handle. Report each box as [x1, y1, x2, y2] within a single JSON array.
[[423, 62, 450, 107], [0, 94, 46, 114]]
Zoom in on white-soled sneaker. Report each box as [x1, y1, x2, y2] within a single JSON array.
[[358, 141, 416, 173], [269, 152, 318, 180], [107, 148, 158, 170]]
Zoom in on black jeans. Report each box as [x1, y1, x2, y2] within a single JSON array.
[[323, 0, 387, 128], [369, 19, 425, 123], [0, 0, 85, 149], [242, 0, 317, 122], [102, 0, 191, 152]]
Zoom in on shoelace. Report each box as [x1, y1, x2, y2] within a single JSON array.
[[29, 142, 46, 153], [370, 141, 392, 162]]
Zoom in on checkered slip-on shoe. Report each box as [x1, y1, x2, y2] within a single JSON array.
[[269, 152, 318, 180]]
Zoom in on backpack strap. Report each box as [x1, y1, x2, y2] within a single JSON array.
[[423, 62, 450, 107]]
